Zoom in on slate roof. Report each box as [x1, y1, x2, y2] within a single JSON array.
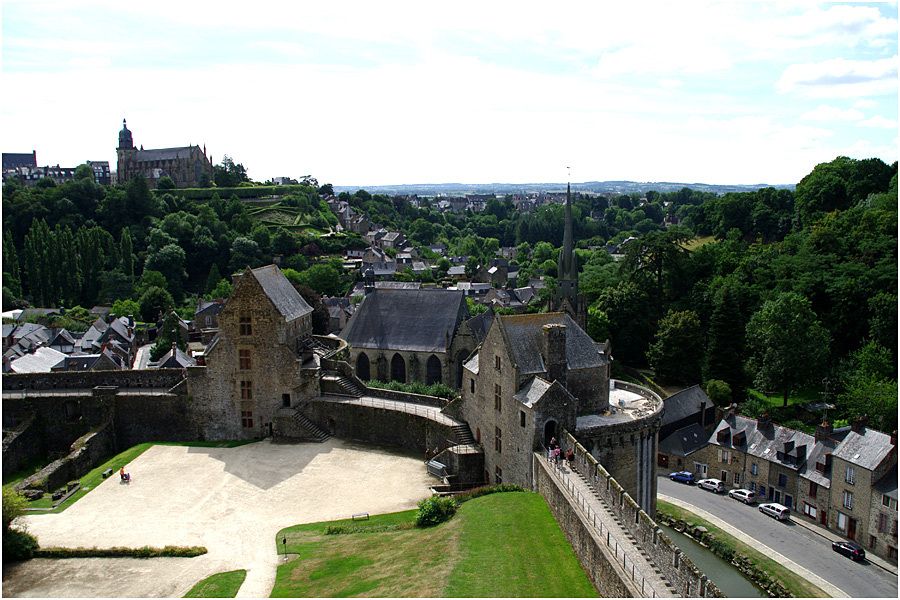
[[3, 152, 36, 170], [799, 435, 846, 488], [833, 428, 895, 471], [662, 385, 711, 427], [195, 300, 224, 317], [135, 146, 199, 162], [447, 265, 466, 276], [157, 346, 197, 368], [659, 423, 709, 457], [250, 265, 312, 322], [340, 289, 467, 353], [874, 466, 897, 500], [463, 353, 479, 375], [465, 307, 495, 344], [497, 313, 606, 375], [105, 317, 134, 344], [514, 287, 536, 304], [9, 347, 67, 373], [48, 328, 77, 347], [2, 323, 16, 339], [710, 414, 815, 471], [514, 377, 552, 408]]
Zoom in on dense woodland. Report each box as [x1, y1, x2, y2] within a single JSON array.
[[2, 156, 896, 431]]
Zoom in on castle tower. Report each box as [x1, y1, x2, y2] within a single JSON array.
[[554, 182, 586, 329], [117, 119, 135, 184]]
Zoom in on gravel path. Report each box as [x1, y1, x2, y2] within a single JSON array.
[[7, 439, 433, 598]]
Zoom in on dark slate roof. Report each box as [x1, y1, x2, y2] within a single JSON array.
[[513, 377, 551, 408], [3, 152, 36, 169], [800, 435, 845, 487], [710, 414, 815, 471], [135, 146, 199, 162], [105, 317, 134, 344], [465, 307, 495, 344], [659, 423, 709, 457], [340, 289, 467, 353], [874, 466, 897, 500], [662, 385, 711, 427], [158, 346, 196, 368], [497, 313, 606, 375], [833, 428, 895, 471], [2, 323, 16, 338], [195, 300, 224, 317], [448, 265, 466, 276], [250, 265, 313, 322], [48, 328, 77, 346]]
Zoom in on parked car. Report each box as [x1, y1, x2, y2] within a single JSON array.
[[832, 540, 866, 561], [759, 503, 791, 521], [669, 471, 695, 484], [698, 478, 726, 493], [728, 489, 756, 504]]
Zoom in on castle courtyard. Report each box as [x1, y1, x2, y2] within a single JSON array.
[[3, 439, 434, 598]]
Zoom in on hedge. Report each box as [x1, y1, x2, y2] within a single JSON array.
[[34, 545, 207, 558], [151, 185, 313, 201]]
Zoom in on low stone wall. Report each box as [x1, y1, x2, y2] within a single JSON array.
[[303, 401, 457, 455], [363, 386, 448, 408], [533, 456, 638, 597], [17, 421, 116, 494], [114, 393, 196, 447], [562, 431, 722, 598], [2, 414, 44, 476], [3, 369, 185, 391]]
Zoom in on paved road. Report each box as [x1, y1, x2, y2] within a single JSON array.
[[657, 476, 898, 598]]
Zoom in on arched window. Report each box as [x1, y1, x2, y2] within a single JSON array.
[[357, 352, 371, 381], [426, 355, 442, 385], [390, 353, 406, 383]]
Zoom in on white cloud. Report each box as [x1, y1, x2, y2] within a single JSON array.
[[801, 105, 864, 121], [778, 56, 898, 97], [859, 115, 898, 129]]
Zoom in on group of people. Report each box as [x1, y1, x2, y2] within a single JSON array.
[[547, 438, 576, 467]]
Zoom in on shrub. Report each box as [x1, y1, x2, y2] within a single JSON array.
[[704, 379, 732, 406], [2, 529, 38, 562], [415, 496, 458, 528], [454, 484, 525, 505], [367, 379, 458, 401], [33, 545, 207, 558]]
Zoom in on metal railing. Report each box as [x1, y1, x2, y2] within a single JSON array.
[[542, 452, 663, 598], [320, 394, 458, 426]]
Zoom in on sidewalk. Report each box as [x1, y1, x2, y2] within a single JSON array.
[[790, 513, 898, 576], [658, 493, 846, 598]]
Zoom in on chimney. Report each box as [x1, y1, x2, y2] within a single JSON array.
[[127, 314, 134, 328], [726, 402, 738, 424], [699, 401, 707, 428], [815, 420, 833, 443], [757, 411, 771, 430], [171, 342, 178, 353], [542, 323, 567, 387], [851, 415, 868, 434]]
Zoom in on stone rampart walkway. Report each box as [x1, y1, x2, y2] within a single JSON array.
[[540, 454, 678, 597], [316, 394, 462, 427]]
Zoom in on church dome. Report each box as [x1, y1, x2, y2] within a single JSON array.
[[118, 119, 133, 148]]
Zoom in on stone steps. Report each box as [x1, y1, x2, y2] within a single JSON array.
[[452, 423, 476, 445], [291, 411, 330, 442]]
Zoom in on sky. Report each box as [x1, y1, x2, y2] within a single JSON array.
[[1, 0, 897, 186]]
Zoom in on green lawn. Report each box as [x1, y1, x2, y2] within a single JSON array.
[[272, 492, 597, 598], [684, 235, 717, 251], [657, 501, 827, 598], [183, 569, 247, 598], [4, 440, 254, 513]]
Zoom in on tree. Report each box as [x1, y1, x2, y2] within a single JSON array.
[[299, 262, 346, 297], [746, 292, 830, 406], [647, 310, 703, 384], [704, 380, 732, 407], [213, 156, 250, 187], [150, 311, 186, 361], [229, 237, 262, 272], [111, 298, 140, 318], [138, 286, 174, 322], [704, 281, 750, 401], [144, 243, 187, 299], [156, 176, 176, 191], [837, 341, 897, 431], [586, 303, 610, 342], [135, 270, 168, 298], [119, 228, 134, 279], [208, 278, 233, 299]]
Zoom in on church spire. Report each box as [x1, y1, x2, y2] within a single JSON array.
[[558, 180, 576, 281], [554, 171, 585, 329]]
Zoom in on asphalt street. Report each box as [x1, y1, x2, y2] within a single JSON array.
[[657, 475, 898, 598]]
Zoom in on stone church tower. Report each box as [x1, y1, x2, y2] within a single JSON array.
[[116, 119, 137, 183], [116, 119, 213, 188], [553, 183, 587, 329]]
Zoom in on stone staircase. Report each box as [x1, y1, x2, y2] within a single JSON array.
[[320, 373, 365, 397], [291, 411, 330, 442], [452, 423, 476, 445]]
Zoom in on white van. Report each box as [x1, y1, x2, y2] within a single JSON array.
[[759, 502, 790, 521]]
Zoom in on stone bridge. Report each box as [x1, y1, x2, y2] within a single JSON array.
[[535, 431, 723, 598]]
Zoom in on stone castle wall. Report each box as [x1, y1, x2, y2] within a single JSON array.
[[560, 431, 722, 597], [3, 369, 185, 391]]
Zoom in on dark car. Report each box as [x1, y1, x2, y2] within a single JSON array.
[[832, 540, 866, 561], [669, 471, 695, 484]]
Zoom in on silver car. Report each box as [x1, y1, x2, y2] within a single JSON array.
[[697, 478, 726, 493], [759, 502, 791, 521], [728, 488, 756, 504]]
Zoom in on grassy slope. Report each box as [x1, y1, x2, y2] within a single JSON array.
[[183, 570, 247, 598], [657, 500, 828, 598], [272, 492, 597, 598], [4, 440, 253, 513]]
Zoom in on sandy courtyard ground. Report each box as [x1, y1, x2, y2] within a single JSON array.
[[3, 439, 434, 597]]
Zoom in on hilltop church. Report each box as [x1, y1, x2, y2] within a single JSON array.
[[116, 119, 214, 188]]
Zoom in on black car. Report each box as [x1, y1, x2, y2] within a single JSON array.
[[831, 540, 866, 561]]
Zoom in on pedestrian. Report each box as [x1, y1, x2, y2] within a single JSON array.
[[566, 448, 575, 465]]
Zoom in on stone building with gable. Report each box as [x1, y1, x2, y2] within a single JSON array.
[[187, 265, 317, 440], [339, 287, 478, 387], [116, 119, 213, 188], [459, 311, 664, 512]]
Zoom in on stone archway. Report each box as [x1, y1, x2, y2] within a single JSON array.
[[390, 353, 406, 383], [356, 352, 371, 381], [426, 355, 442, 385], [543, 419, 558, 446]]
